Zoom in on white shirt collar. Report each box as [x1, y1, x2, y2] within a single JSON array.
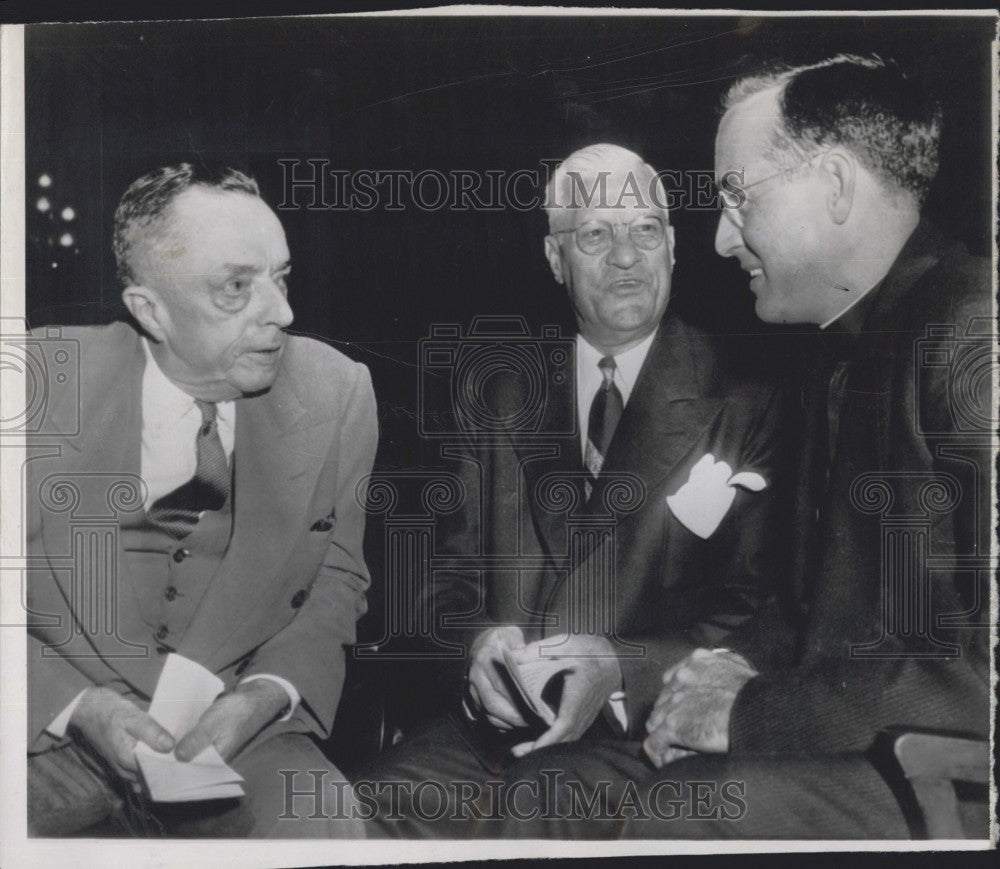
[[140, 338, 236, 432], [576, 329, 657, 399], [576, 329, 658, 454]]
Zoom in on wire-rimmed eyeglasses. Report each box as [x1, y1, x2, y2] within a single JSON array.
[[551, 214, 667, 255], [716, 153, 823, 227]]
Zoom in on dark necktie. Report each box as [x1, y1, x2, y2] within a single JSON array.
[[147, 399, 231, 539], [584, 355, 624, 486]]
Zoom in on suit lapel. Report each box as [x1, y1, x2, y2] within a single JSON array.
[[180, 364, 329, 666], [539, 316, 726, 615], [589, 316, 725, 512], [517, 343, 585, 559]]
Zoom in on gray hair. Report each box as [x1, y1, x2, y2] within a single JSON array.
[[544, 143, 669, 233], [113, 163, 261, 286]]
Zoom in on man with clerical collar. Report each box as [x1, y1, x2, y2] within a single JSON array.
[[505, 55, 992, 840], [360, 144, 788, 837]]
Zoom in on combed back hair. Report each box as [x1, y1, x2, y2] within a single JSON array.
[[544, 143, 668, 233], [722, 54, 942, 204], [113, 163, 260, 286]]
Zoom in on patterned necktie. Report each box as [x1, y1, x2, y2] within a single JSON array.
[[584, 355, 624, 488], [147, 399, 231, 539]]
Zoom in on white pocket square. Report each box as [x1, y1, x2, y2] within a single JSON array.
[[665, 454, 768, 539]]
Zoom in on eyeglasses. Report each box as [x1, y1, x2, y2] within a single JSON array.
[[551, 214, 667, 255], [716, 153, 823, 227]]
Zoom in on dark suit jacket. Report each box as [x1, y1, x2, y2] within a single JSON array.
[[27, 322, 378, 749], [729, 220, 993, 754], [429, 313, 788, 736]]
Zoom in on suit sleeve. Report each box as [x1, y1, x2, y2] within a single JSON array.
[[27, 634, 99, 751], [242, 363, 378, 738], [728, 274, 992, 754], [729, 655, 990, 755], [619, 380, 796, 736], [415, 433, 495, 704]]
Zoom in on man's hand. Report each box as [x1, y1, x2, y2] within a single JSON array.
[[643, 648, 757, 768], [68, 686, 174, 781], [466, 626, 530, 731], [510, 633, 621, 758], [174, 679, 288, 763]]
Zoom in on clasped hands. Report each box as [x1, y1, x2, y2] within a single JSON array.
[[642, 647, 757, 768], [465, 626, 621, 758], [68, 678, 289, 784]]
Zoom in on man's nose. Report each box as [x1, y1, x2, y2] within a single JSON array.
[[714, 211, 742, 258], [262, 279, 294, 328], [606, 230, 641, 269]]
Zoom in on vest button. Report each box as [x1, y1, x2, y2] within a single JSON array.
[[164, 586, 178, 602], [173, 548, 189, 563], [290, 589, 308, 609], [155, 625, 169, 640]]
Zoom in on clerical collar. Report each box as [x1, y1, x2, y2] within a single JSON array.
[[819, 279, 882, 334]]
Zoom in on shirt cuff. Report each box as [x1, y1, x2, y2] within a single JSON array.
[[239, 674, 300, 722], [45, 689, 88, 739]]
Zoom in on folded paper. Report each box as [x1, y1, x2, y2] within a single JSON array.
[[134, 653, 245, 802]]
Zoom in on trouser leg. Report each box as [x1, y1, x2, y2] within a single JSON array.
[[354, 714, 514, 839], [493, 741, 913, 840]]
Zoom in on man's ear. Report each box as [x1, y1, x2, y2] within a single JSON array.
[[121, 285, 168, 342], [544, 235, 564, 285], [821, 151, 855, 225], [666, 225, 677, 269]]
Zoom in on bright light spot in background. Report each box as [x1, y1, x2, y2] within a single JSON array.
[[61, 207, 76, 221], [36, 197, 51, 212], [59, 233, 74, 247], [38, 174, 52, 187]]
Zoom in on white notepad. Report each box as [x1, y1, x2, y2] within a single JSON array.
[[134, 653, 245, 802]]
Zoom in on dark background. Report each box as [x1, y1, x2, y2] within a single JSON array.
[[25, 15, 996, 459], [26, 21, 995, 366], [23, 13, 996, 737]]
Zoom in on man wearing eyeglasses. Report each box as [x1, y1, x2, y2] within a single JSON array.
[[502, 56, 992, 840], [360, 144, 788, 836]]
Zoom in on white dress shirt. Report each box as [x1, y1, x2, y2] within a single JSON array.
[[139, 338, 236, 508], [46, 340, 298, 738], [574, 329, 658, 733]]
